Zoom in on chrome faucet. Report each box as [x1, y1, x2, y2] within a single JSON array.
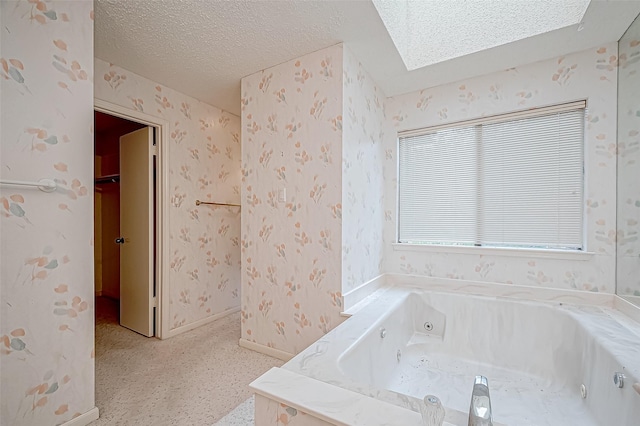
[[469, 376, 493, 426]]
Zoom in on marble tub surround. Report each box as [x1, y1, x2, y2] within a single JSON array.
[[255, 393, 333, 426], [252, 368, 463, 426], [614, 295, 640, 324], [344, 273, 640, 316], [342, 274, 386, 313], [254, 282, 640, 426]]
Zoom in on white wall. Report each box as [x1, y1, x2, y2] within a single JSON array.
[[383, 44, 619, 293]]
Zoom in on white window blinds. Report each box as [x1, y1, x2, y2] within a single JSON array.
[[398, 102, 585, 250]]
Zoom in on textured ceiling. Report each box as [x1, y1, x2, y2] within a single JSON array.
[[95, 0, 640, 116]]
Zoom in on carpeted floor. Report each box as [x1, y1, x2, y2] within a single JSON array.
[[93, 297, 282, 425], [212, 396, 255, 426]]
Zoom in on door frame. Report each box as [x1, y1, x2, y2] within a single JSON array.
[[94, 98, 170, 339]]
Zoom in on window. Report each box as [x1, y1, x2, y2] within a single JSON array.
[[398, 101, 585, 250]]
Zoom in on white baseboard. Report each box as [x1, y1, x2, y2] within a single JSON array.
[[342, 274, 386, 313], [239, 338, 294, 361], [60, 407, 99, 426], [164, 306, 240, 339]]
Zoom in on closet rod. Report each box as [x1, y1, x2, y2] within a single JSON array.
[[0, 178, 57, 192], [95, 175, 120, 184], [195, 200, 241, 207]]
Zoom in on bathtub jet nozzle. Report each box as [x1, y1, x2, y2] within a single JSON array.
[[420, 394, 445, 426]]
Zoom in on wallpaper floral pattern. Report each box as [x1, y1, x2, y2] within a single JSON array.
[[0, 2, 629, 424], [617, 20, 640, 298], [1, 1, 96, 424], [94, 59, 242, 330], [383, 43, 619, 293], [241, 45, 345, 355], [341, 46, 386, 294]]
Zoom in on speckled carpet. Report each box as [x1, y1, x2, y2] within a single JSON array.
[[93, 297, 281, 425]]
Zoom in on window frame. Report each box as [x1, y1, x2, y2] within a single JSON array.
[[395, 100, 590, 255]]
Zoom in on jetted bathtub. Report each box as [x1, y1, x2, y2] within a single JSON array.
[[281, 285, 640, 425]]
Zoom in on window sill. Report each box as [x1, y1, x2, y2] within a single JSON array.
[[391, 243, 595, 261]]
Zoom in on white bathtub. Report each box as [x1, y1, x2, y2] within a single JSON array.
[[280, 285, 640, 426]]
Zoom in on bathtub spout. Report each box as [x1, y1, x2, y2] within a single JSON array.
[[468, 376, 493, 426]]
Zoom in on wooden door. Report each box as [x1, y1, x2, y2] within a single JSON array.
[[118, 127, 154, 337]]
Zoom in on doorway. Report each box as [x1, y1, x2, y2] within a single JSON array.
[[94, 99, 170, 339], [94, 110, 157, 337]]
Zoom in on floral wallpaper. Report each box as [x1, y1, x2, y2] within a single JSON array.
[[1, 1, 96, 424], [341, 46, 386, 294], [241, 45, 345, 355], [383, 43, 619, 293], [617, 18, 640, 298], [94, 59, 242, 330]]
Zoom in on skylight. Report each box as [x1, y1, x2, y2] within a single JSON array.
[[373, 0, 591, 71]]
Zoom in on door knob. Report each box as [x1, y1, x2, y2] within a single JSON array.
[[115, 237, 125, 244]]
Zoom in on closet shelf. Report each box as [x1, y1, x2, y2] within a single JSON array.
[[95, 174, 120, 184]]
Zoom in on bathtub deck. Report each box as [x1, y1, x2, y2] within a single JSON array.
[[387, 346, 598, 426]]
